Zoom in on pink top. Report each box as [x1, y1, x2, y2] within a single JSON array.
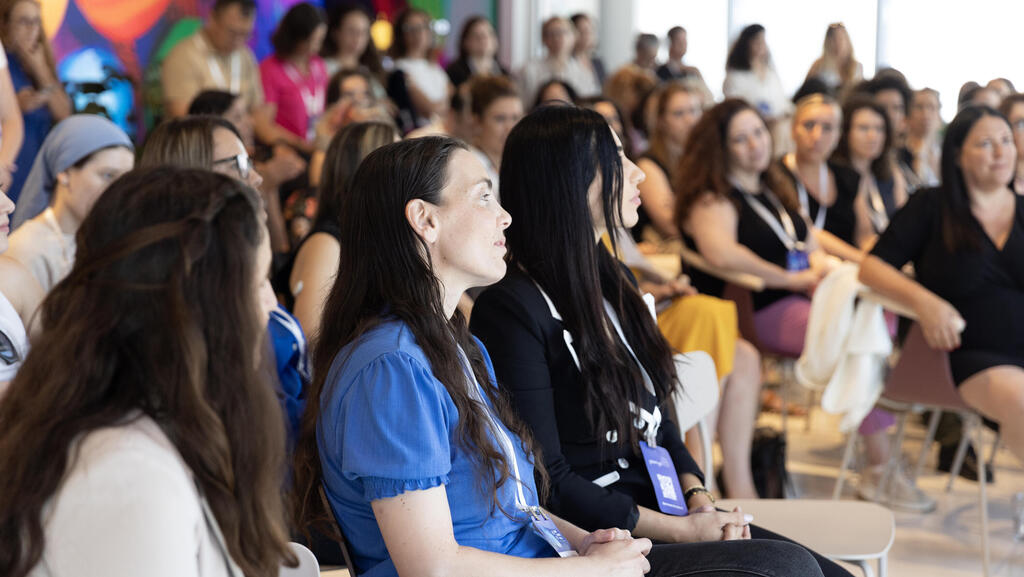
[[259, 55, 328, 141]]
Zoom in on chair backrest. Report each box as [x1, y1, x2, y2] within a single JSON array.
[[722, 283, 765, 351], [883, 323, 967, 410], [318, 485, 359, 574], [279, 542, 320, 577]]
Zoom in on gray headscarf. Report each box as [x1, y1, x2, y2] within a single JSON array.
[[11, 114, 134, 229]]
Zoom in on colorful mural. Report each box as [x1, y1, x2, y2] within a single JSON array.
[[46, 0, 490, 140]]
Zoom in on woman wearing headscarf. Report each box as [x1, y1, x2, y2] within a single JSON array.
[[7, 114, 133, 292]]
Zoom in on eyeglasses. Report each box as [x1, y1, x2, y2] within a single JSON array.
[[213, 152, 252, 180]]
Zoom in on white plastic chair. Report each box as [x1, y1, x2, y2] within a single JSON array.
[[669, 350, 720, 492], [279, 542, 321, 577], [719, 498, 895, 577]]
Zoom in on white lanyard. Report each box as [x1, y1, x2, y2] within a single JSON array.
[[530, 280, 662, 446], [197, 34, 240, 93], [865, 175, 890, 233], [269, 306, 310, 381], [283, 63, 325, 120], [457, 347, 530, 511], [737, 184, 806, 252], [784, 154, 828, 230]]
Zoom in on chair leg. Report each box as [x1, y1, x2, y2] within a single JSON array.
[[913, 410, 942, 482], [850, 559, 876, 577], [946, 415, 972, 493], [834, 432, 858, 500], [878, 412, 909, 502], [986, 432, 1000, 471], [878, 553, 888, 577], [697, 418, 715, 494], [964, 414, 990, 577]]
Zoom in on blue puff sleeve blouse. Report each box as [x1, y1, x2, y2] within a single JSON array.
[[317, 320, 554, 577]]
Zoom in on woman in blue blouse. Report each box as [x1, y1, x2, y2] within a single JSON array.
[[292, 136, 822, 577], [1, 0, 71, 204]]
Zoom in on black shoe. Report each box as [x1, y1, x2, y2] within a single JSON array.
[[937, 444, 994, 484]]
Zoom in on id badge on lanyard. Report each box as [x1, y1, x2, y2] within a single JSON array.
[[639, 441, 688, 515], [458, 347, 578, 557], [786, 248, 810, 271], [532, 282, 689, 516], [529, 508, 578, 557], [740, 187, 809, 272], [284, 64, 324, 142]]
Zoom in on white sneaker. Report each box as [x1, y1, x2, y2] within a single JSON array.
[[858, 463, 937, 514]]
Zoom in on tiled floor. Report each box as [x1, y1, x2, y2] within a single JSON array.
[[769, 403, 1024, 576]]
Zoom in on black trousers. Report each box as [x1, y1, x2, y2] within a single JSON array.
[[646, 524, 851, 577]]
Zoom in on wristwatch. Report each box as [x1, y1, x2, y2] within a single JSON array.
[[683, 485, 716, 504]]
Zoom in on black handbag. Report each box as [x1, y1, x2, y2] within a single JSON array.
[[749, 427, 790, 498]]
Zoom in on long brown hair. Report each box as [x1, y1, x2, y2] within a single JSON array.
[[831, 95, 894, 182], [292, 137, 545, 540], [314, 121, 399, 233], [0, 167, 294, 577], [0, 0, 58, 84], [645, 82, 701, 179], [675, 98, 794, 224]]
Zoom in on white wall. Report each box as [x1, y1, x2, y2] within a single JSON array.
[[545, 0, 1024, 120]]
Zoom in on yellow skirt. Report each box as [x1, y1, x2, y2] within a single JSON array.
[[658, 294, 738, 380]]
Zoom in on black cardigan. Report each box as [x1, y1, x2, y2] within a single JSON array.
[[470, 266, 703, 531]]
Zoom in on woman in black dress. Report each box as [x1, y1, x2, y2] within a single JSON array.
[[831, 96, 908, 241], [773, 93, 863, 261], [860, 105, 1024, 464]]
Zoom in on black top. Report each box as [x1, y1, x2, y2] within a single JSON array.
[[773, 159, 861, 246], [469, 266, 702, 532], [272, 222, 341, 310], [871, 187, 1024, 384], [655, 63, 695, 83], [683, 187, 810, 311], [444, 57, 509, 88]]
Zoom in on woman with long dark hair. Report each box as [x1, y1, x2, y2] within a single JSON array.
[[860, 105, 1024, 465], [321, 4, 384, 81], [292, 136, 821, 576], [470, 105, 842, 575], [723, 24, 792, 153], [388, 9, 452, 132], [831, 95, 908, 242], [445, 15, 507, 88], [0, 167, 293, 576], [286, 121, 398, 339], [260, 2, 328, 151]]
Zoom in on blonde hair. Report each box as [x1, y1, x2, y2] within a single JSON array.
[[821, 23, 858, 87]]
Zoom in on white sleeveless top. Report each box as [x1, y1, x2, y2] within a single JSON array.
[[0, 288, 27, 387]]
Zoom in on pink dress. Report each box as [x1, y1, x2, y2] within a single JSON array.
[[259, 54, 328, 142]]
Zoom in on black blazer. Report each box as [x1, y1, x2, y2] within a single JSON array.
[[470, 266, 703, 531]]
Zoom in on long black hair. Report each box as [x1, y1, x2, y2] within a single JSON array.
[[726, 24, 765, 71], [500, 105, 678, 448], [293, 137, 543, 535], [938, 105, 1010, 252]]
